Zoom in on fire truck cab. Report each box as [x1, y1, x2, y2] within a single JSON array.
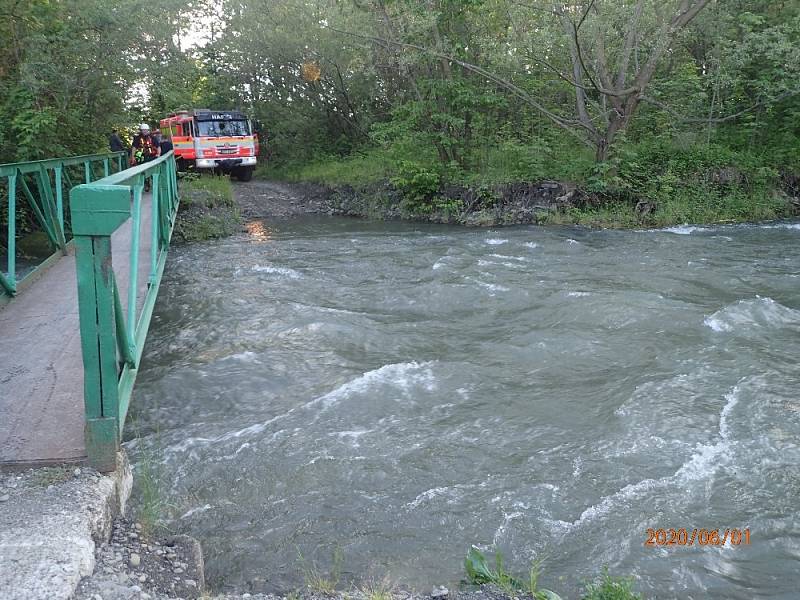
[[159, 109, 259, 181]]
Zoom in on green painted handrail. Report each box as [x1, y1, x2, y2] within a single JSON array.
[[1, 151, 127, 297], [70, 151, 180, 471], [0, 152, 126, 177]]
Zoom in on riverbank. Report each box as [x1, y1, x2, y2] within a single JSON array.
[[74, 516, 206, 600], [258, 144, 800, 228], [173, 176, 241, 242], [238, 175, 799, 229]]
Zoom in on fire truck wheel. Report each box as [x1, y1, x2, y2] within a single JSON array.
[[234, 166, 254, 182]]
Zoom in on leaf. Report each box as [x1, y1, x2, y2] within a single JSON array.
[[464, 546, 495, 584]]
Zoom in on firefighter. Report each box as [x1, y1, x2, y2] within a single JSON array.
[[109, 128, 125, 153], [130, 124, 160, 166]]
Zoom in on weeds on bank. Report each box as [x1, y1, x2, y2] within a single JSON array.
[[136, 444, 166, 535], [180, 173, 234, 208], [178, 211, 240, 241], [356, 577, 395, 600], [299, 546, 344, 595], [129, 418, 172, 536], [581, 568, 643, 600], [464, 547, 643, 600], [465, 547, 562, 599], [175, 173, 240, 241], [258, 150, 391, 186]]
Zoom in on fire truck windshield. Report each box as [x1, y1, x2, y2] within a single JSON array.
[[196, 119, 251, 137]]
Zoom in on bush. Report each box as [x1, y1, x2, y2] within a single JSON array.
[[391, 160, 442, 213]]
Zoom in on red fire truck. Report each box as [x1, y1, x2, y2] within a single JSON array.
[[159, 109, 259, 181]]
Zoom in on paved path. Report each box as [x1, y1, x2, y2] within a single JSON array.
[[0, 194, 153, 467]]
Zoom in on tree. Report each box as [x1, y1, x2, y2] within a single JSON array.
[[547, 0, 713, 160]]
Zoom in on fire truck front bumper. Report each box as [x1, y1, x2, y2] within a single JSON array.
[[196, 157, 257, 170]]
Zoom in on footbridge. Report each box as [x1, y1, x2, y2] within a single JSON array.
[[0, 152, 180, 471]]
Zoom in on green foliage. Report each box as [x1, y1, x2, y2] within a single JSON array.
[[391, 160, 442, 212], [3, 0, 796, 232], [259, 151, 392, 187], [464, 547, 523, 593], [464, 547, 563, 600], [181, 175, 234, 208], [580, 568, 643, 600], [129, 417, 172, 536], [174, 175, 239, 242], [0, 0, 169, 163], [177, 212, 239, 242], [136, 443, 168, 536]]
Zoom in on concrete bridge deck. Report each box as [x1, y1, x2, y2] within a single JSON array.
[[0, 194, 153, 468]]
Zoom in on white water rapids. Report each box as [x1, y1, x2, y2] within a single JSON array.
[[129, 218, 800, 598]]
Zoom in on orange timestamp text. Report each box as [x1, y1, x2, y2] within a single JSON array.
[[645, 528, 751, 547]]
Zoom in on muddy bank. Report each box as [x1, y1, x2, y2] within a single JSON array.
[[238, 177, 799, 227], [328, 180, 593, 226], [232, 180, 332, 219], [230, 179, 589, 226]]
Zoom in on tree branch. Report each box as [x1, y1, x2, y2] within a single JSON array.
[[640, 88, 800, 124], [616, 0, 645, 90], [327, 26, 597, 148]]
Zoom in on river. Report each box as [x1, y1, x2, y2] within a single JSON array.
[[128, 216, 800, 598]]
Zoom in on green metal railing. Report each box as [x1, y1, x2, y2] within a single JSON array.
[[0, 152, 127, 298], [71, 152, 179, 471]]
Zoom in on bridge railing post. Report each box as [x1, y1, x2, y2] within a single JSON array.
[[69, 152, 179, 471], [71, 185, 132, 471]]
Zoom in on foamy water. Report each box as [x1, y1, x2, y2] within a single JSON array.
[[704, 297, 800, 333], [131, 216, 800, 598]]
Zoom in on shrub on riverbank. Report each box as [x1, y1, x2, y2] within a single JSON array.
[[173, 174, 240, 242]]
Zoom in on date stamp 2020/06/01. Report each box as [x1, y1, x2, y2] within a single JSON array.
[[645, 528, 751, 547]]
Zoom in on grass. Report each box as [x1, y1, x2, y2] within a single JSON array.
[[30, 466, 74, 487], [581, 568, 643, 600], [177, 212, 240, 241], [356, 577, 395, 600], [128, 416, 172, 536], [258, 150, 391, 187], [465, 546, 563, 599], [464, 547, 644, 600], [300, 546, 344, 595], [174, 173, 240, 242], [180, 173, 235, 208], [135, 442, 166, 536], [540, 187, 792, 229]]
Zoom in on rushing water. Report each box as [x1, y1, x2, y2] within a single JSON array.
[[129, 217, 800, 598]]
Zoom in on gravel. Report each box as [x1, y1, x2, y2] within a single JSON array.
[[232, 180, 332, 219], [74, 518, 205, 600]]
